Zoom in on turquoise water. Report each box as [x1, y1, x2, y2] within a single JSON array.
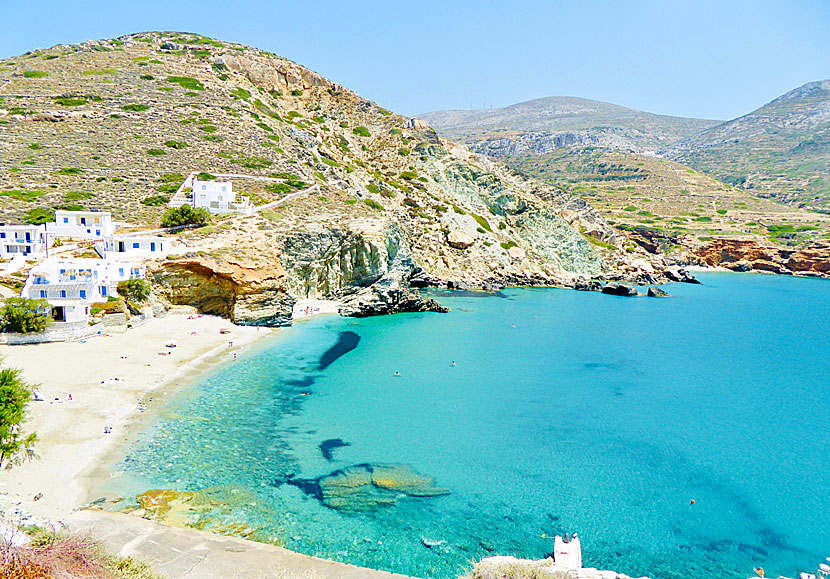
[[109, 273, 830, 579]]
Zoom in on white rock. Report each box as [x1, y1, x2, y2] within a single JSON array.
[[508, 246, 526, 260], [447, 229, 474, 249]]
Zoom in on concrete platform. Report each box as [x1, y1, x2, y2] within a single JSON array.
[[67, 510, 416, 579]]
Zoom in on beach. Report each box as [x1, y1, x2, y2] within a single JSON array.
[[0, 313, 276, 526]]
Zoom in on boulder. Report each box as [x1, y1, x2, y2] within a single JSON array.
[[647, 286, 669, 297], [447, 229, 474, 249], [665, 267, 701, 284], [574, 279, 602, 292], [602, 283, 638, 296], [507, 246, 526, 261]]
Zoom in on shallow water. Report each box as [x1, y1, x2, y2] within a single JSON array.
[[106, 273, 830, 579]]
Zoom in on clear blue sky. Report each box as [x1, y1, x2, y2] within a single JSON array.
[[1, 0, 827, 120]]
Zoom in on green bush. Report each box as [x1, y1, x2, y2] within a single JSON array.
[[24, 207, 53, 225], [142, 195, 169, 206], [164, 140, 187, 149], [291, 89, 303, 96], [122, 104, 149, 112], [166, 76, 205, 90], [53, 96, 89, 106], [22, 70, 48, 78], [471, 213, 492, 232], [0, 364, 38, 469], [1, 298, 50, 334], [117, 279, 151, 302], [195, 172, 215, 181], [364, 199, 384, 211], [400, 171, 417, 180], [139, 74, 155, 80], [366, 184, 381, 194], [353, 126, 371, 137], [146, 148, 165, 156], [55, 167, 84, 175], [230, 86, 251, 100], [161, 205, 210, 228], [0, 190, 45, 202]]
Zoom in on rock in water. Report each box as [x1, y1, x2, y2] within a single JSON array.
[[317, 331, 360, 370], [319, 438, 351, 461], [647, 286, 669, 297], [602, 282, 638, 296], [665, 267, 701, 284], [281, 463, 450, 512], [574, 279, 602, 291]]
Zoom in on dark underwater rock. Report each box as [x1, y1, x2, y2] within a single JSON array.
[[319, 438, 351, 461], [317, 331, 360, 370], [647, 286, 670, 297]]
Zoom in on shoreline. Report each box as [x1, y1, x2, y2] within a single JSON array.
[[0, 312, 277, 527]]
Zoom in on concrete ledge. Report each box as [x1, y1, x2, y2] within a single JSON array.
[[67, 510, 416, 579]]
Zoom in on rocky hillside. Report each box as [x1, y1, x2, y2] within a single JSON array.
[[420, 96, 720, 155], [664, 79, 830, 210], [0, 32, 671, 324], [508, 147, 830, 249]]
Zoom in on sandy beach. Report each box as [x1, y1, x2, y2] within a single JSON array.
[[0, 313, 277, 527]]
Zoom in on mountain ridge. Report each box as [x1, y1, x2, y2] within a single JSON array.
[[663, 79, 830, 208], [419, 95, 721, 153]]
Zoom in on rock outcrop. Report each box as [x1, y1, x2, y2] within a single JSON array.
[[602, 282, 638, 296], [696, 238, 830, 276], [647, 286, 669, 297], [150, 252, 294, 326]]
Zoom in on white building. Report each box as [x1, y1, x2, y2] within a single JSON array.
[[167, 173, 255, 215], [552, 535, 582, 569], [0, 224, 50, 259], [189, 178, 253, 214], [22, 258, 146, 323], [47, 210, 117, 239], [95, 235, 169, 259]]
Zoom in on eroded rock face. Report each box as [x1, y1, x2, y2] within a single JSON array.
[[697, 238, 830, 276], [277, 220, 447, 317], [150, 253, 294, 326]]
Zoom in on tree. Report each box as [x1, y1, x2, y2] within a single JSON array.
[[117, 278, 151, 302], [160, 205, 210, 228], [0, 365, 37, 470], [0, 298, 51, 334]]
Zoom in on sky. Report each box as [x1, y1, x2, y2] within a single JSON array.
[[0, 0, 827, 121]]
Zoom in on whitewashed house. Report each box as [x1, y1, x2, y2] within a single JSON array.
[[190, 178, 253, 214], [47, 210, 117, 239], [22, 258, 146, 323], [95, 235, 169, 259], [0, 223, 50, 259]]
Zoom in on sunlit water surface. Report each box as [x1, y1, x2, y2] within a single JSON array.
[[104, 273, 830, 579]]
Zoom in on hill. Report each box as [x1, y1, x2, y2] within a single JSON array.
[[0, 32, 670, 322], [664, 79, 830, 210], [419, 96, 720, 154], [510, 147, 830, 252]]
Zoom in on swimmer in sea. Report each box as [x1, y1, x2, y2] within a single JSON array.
[[394, 372, 401, 377], [451, 361, 456, 366]]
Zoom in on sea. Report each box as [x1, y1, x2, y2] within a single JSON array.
[[102, 272, 830, 579]]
